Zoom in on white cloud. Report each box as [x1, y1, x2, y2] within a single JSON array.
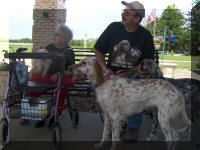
[[0, 2, 9, 40], [0, 0, 34, 39], [8, 0, 34, 9]]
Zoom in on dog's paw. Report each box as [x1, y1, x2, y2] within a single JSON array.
[[94, 143, 103, 149]]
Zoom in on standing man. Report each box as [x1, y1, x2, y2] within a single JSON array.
[[94, 1, 155, 142]]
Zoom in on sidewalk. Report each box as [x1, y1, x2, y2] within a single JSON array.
[[0, 107, 160, 149], [1, 106, 192, 150], [1, 110, 154, 142]]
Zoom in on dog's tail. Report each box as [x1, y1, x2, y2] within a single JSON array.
[[180, 104, 192, 127], [177, 105, 192, 133]]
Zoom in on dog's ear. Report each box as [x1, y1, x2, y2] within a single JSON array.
[[150, 63, 163, 79], [94, 59, 104, 86], [157, 66, 163, 78]]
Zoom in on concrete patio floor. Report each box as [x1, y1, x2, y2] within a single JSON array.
[[1, 107, 194, 150]]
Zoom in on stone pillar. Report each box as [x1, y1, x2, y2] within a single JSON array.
[[32, 0, 66, 52]]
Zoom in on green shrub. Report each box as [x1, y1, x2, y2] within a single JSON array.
[[153, 39, 163, 44], [169, 50, 175, 56]]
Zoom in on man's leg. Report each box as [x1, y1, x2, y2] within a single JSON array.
[[128, 112, 143, 129], [121, 73, 142, 142], [121, 113, 142, 142]]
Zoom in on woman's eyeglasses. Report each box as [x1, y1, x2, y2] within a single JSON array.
[[53, 32, 62, 37], [121, 9, 135, 17]]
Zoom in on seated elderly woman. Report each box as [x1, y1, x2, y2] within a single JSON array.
[[21, 25, 83, 128]]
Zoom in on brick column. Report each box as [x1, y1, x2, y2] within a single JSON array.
[[32, 0, 66, 52]]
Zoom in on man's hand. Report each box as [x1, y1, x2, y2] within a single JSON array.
[[138, 69, 148, 77], [135, 65, 148, 77], [115, 70, 131, 78], [114, 65, 147, 78], [131, 66, 140, 72]]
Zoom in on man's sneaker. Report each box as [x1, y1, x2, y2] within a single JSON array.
[[120, 127, 139, 143]]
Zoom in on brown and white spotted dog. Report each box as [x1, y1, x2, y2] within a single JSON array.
[[70, 57, 191, 150]]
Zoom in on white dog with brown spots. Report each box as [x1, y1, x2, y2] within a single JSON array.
[[70, 57, 191, 150]]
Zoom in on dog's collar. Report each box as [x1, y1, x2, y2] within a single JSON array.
[[104, 73, 112, 81]]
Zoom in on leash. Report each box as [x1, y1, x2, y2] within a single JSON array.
[[104, 72, 113, 81]]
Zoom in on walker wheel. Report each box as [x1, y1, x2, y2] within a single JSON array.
[[0, 118, 9, 145], [71, 109, 79, 129], [52, 122, 62, 149]]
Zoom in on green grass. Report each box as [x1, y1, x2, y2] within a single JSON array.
[[0, 43, 33, 58], [8, 44, 33, 52], [191, 56, 200, 61], [159, 54, 200, 69], [162, 62, 191, 69], [158, 54, 191, 61]]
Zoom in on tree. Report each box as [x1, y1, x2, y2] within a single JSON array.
[[69, 39, 97, 48], [191, 1, 200, 55], [69, 39, 84, 47], [192, 0, 200, 6], [147, 4, 190, 53]]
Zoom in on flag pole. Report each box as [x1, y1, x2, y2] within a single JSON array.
[[153, 18, 156, 38]]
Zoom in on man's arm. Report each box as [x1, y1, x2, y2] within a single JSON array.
[[94, 49, 107, 68], [94, 49, 113, 74], [142, 31, 155, 60]]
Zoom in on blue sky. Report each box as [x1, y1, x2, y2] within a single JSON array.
[[0, 0, 192, 40]]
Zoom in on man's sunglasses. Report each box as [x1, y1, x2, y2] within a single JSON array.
[[121, 9, 135, 17]]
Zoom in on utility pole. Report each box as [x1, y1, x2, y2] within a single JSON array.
[[84, 32, 88, 49]]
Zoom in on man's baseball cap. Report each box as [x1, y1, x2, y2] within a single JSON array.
[[121, 1, 145, 18]]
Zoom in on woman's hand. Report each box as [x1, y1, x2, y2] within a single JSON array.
[[50, 73, 59, 81], [72, 75, 86, 82]]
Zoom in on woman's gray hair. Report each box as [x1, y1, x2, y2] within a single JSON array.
[[57, 25, 73, 44]]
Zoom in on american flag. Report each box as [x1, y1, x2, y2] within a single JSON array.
[[147, 9, 156, 24]]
